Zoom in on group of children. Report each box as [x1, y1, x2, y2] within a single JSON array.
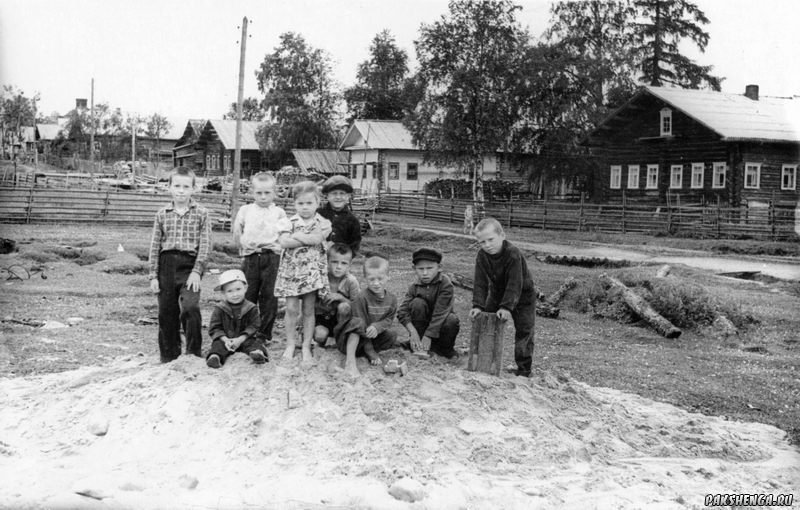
[[148, 168, 535, 378]]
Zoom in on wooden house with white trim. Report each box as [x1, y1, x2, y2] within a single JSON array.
[[584, 85, 800, 207]]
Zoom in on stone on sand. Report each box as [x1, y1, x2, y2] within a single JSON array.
[[87, 413, 109, 436], [389, 477, 426, 502], [178, 475, 199, 490]]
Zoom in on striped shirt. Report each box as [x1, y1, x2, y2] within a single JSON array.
[[352, 288, 397, 334], [148, 200, 211, 279]]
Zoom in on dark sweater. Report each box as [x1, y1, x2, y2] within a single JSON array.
[[317, 202, 361, 254], [472, 240, 535, 311], [208, 299, 260, 340]]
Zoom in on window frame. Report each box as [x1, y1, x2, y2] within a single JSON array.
[[646, 164, 659, 189], [660, 108, 672, 136], [781, 164, 797, 190], [691, 162, 704, 189], [744, 162, 761, 189], [712, 162, 727, 189], [627, 164, 639, 189], [670, 164, 683, 189], [610, 165, 622, 189], [406, 162, 418, 181], [388, 162, 399, 180]]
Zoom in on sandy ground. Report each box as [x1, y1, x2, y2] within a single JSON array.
[[1, 345, 798, 510]]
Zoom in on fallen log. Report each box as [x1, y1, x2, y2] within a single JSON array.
[[655, 265, 671, 278], [545, 277, 577, 306], [600, 273, 682, 339], [446, 272, 559, 318]]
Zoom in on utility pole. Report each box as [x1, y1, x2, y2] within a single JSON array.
[[231, 16, 248, 223], [90, 78, 95, 173], [131, 116, 136, 185]]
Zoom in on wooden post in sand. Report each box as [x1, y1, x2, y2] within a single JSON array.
[[468, 312, 506, 376]]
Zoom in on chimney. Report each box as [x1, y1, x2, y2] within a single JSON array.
[[76, 98, 88, 109], [744, 85, 759, 101]]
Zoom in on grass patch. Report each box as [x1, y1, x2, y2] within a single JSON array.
[[212, 241, 239, 257]]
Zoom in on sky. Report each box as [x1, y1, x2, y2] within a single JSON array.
[[1, 0, 799, 122]]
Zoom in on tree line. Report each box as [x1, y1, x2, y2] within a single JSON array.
[[3, 0, 721, 183]]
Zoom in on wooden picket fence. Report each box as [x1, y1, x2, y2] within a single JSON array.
[[1, 187, 797, 240], [377, 192, 800, 241]]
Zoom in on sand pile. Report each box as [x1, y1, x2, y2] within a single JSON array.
[[0, 348, 797, 510]]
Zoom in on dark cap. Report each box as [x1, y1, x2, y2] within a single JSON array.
[[322, 175, 354, 194], [412, 247, 442, 265]]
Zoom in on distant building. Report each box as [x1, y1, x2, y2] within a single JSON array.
[[291, 149, 349, 177], [173, 119, 264, 178], [584, 85, 800, 206]]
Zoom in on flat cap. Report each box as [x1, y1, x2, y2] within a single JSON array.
[[322, 175, 354, 194], [412, 247, 442, 265]]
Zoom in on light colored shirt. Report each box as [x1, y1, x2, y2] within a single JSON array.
[[148, 200, 211, 279], [233, 203, 289, 256]]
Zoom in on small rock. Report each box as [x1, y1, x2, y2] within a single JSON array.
[[73, 479, 112, 500], [383, 359, 399, 374], [398, 361, 408, 376], [117, 244, 125, 252], [41, 320, 67, 330], [287, 389, 303, 409], [178, 475, 199, 490], [389, 477, 426, 503], [87, 414, 109, 436], [66, 317, 85, 326]]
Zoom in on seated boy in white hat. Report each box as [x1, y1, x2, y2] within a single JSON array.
[[206, 269, 268, 368]]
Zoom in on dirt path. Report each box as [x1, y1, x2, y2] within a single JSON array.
[[374, 220, 800, 281]]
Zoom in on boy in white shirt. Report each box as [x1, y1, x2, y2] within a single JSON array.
[[232, 172, 288, 344]]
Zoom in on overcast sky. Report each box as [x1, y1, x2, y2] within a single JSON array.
[[2, 0, 798, 121]]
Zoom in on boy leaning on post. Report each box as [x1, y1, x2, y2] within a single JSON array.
[[470, 218, 536, 377]]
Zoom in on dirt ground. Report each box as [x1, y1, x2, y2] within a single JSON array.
[[0, 222, 798, 509]]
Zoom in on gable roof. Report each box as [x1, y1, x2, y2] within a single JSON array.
[[201, 119, 262, 150], [340, 120, 415, 150], [36, 123, 64, 141], [291, 149, 348, 174], [596, 85, 800, 143]]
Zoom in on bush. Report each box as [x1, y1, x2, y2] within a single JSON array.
[[423, 178, 524, 200]]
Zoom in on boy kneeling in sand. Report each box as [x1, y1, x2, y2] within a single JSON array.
[[206, 270, 269, 368]]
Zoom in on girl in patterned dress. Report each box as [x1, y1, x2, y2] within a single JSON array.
[[275, 181, 332, 363]]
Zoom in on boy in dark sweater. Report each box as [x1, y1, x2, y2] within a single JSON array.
[[469, 218, 536, 377], [397, 247, 460, 358], [339, 256, 398, 377], [206, 270, 268, 368], [317, 175, 361, 255]]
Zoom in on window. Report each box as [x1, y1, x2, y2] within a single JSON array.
[[646, 164, 659, 189], [351, 165, 357, 179], [670, 164, 683, 189], [224, 154, 230, 171], [407, 162, 418, 180], [691, 162, 704, 189], [610, 165, 622, 189], [371, 164, 377, 179], [782, 164, 797, 190], [660, 108, 672, 136], [712, 162, 727, 188], [627, 165, 639, 189], [205, 154, 211, 169], [744, 162, 761, 189], [388, 162, 399, 180], [362, 164, 368, 179]]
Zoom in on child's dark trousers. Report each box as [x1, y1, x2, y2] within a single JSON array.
[[406, 297, 460, 358], [241, 251, 280, 341], [206, 336, 267, 365], [157, 251, 202, 362]]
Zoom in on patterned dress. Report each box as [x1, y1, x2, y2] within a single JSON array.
[[274, 214, 330, 298]]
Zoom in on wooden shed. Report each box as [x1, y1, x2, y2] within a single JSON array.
[[584, 85, 800, 207]]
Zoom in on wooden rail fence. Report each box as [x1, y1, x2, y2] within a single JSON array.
[[1, 187, 797, 240]]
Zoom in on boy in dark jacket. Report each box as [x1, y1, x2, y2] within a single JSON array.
[[317, 175, 362, 255], [397, 247, 460, 358], [470, 218, 536, 377], [206, 270, 268, 368]]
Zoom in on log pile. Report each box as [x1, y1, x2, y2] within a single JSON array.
[[600, 273, 682, 339]]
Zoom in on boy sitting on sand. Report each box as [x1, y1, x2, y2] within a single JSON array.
[[339, 256, 398, 376], [313, 243, 361, 347], [206, 269, 269, 368]]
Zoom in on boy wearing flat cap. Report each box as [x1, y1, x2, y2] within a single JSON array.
[[206, 269, 269, 369], [397, 247, 460, 358], [318, 175, 361, 255]]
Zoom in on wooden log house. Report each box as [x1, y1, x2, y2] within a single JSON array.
[[584, 85, 800, 209]]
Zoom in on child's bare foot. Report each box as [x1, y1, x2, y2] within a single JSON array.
[[363, 342, 381, 366], [344, 359, 360, 377], [301, 345, 314, 365]]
